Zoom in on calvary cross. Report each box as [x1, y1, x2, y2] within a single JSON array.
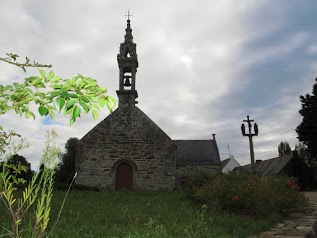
[[125, 10, 132, 20]]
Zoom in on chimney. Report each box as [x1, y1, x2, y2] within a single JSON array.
[[256, 159, 262, 164]]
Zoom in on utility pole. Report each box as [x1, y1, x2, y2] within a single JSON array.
[[241, 116, 258, 172]]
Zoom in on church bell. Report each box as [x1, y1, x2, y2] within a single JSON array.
[[124, 77, 131, 87]]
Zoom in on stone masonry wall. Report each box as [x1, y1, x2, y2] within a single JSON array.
[[75, 105, 176, 191]]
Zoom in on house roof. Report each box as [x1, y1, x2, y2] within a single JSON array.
[[221, 158, 231, 168], [234, 152, 295, 175], [174, 140, 220, 165]]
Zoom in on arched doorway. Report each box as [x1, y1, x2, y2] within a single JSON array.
[[116, 162, 133, 189]]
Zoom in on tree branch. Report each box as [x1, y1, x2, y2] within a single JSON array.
[[0, 56, 52, 72]]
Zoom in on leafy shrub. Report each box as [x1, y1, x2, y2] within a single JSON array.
[[183, 171, 215, 198], [194, 173, 307, 217]]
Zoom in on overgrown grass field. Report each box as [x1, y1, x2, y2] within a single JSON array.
[[1, 189, 282, 238]]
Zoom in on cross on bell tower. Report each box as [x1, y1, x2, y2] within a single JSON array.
[[116, 13, 139, 108]]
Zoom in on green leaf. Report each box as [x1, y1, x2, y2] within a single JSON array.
[[3, 85, 13, 90], [31, 78, 42, 86], [34, 82, 46, 88], [50, 91, 61, 98], [49, 109, 55, 120], [38, 106, 48, 116], [68, 94, 78, 98], [72, 105, 81, 119], [24, 88, 33, 95], [79, 101, 89, 113], [48, 71, 55, 80], [81, 97, 90, 103], [39, 69, 46, 78], [70, 105, 81, 125], [51, 76, 62, 82], [106, 96, 116, 113], [25, 76, 40, 82], [98, 97, 107, 107], [54, 97, 66, 112], [91, 103, 100, 111], [70, 118, 75, 125], [92, 109, 98, 121], [85, 83, 96, 88], [51, 84, 62, 89], [64, 108, 72, 115], [13, 82, 19, 89], [25, 111, 35, 120], [65, 99, 76, 111], [100, 86, 107, 92], [71, 76, 78, 83]]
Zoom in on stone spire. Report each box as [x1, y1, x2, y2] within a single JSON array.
[[124, 19, 133, 44], [117, 16, 139, 108]]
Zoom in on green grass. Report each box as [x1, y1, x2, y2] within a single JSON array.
[[1, 190, 282, 238]]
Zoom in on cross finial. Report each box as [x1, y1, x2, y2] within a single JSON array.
[[125, 10, 132, 20]]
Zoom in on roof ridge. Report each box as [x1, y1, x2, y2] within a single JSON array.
[[173, 139, 213, 141]]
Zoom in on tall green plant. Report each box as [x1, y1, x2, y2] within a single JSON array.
[[0, 129, 61, 237]]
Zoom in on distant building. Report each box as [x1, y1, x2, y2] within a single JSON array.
[[174, 138, 221, 187], [233, 151, 313, 188], [221, 155, 240, 173], [75, 19, 221, 191]]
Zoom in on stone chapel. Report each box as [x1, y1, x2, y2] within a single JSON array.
[[75, 19, 221, 190]]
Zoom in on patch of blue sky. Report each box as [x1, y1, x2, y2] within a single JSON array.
[[41, 116, 59, 126]]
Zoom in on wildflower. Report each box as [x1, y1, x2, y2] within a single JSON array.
[[287, 181, 293, 187], [234, 195, 239, 201]]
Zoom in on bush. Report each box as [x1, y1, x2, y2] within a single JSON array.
[[194, 173, 307, 217], [183, 171, 215, 198]]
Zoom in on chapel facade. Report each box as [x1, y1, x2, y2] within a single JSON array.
[[75, 19, 221, 190]]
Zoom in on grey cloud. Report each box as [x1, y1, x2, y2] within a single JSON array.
[[1, 0, 316, 168]]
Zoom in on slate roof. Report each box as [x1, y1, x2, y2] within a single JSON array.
[[174, 140, 220, 165], [234, 152, 295, 175]]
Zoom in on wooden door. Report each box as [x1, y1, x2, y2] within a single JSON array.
[[116, 162, 133, 189]]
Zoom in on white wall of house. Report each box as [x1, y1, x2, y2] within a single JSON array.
[[222, 156, 241, 173]]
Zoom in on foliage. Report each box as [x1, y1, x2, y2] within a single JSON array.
[[0, 69, 116, 125], [55, 137, 79, 184], [1, 154, 34, 183], [278, 141, 292, 157], [182, 171, 215, 198], [0, 129, 60, 238], [0, 127, 32, 184], [0, 190, 283, 238], [0, 53, 114, 237], [0, 127, 29, 157], [194, 173, 306, 218], [40, 129, 62, 169], [296, 78, 317, 162], [295, 142, 315, 167]]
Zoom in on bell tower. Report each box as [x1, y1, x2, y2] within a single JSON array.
[[116, 14, 139, 107]]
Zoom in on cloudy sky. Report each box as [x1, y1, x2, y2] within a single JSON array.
[[1, 0, 317, 169]]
